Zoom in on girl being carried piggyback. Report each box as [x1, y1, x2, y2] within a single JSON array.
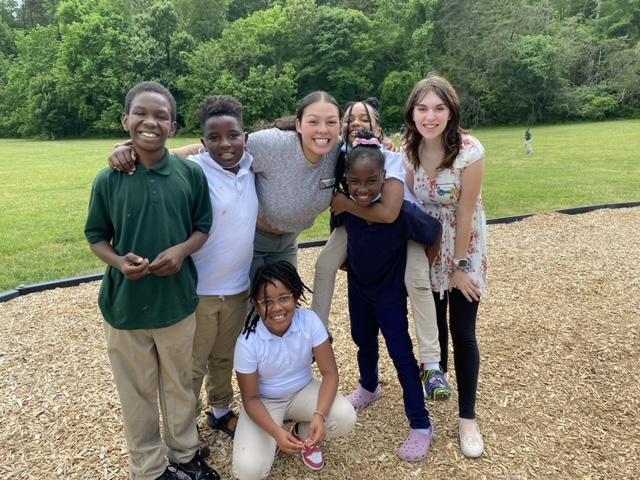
[[232, 261, 356, 480]]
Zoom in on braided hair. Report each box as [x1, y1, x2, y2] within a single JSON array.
[[243, 261, 312, 338]]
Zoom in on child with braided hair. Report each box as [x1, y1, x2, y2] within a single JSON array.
[[232, 261, 355, 479], [337, 130, 442, 462]]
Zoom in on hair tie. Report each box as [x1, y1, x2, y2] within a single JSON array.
[[353, 137, 381, 147]]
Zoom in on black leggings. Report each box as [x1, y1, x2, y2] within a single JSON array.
[[434, 289, 480, 419]]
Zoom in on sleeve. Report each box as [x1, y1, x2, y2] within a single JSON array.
[[84, 172, 114, 244], [247, 129, 276, 174], [383, 150, 407, 184], [401, 201, 442, 247], [233, 336, 258, 374], [190, 163, 213, 234], [306, 310, 329, 347], [454, 135, 486, 169]]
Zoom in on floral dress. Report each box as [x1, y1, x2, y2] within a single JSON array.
[[411, 135, 488, 298]]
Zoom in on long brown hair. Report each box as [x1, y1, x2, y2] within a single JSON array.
[[402, 75, 466, 172]]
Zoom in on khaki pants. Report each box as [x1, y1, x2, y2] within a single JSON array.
[[103, 314, 199, 480], [311, 226, 440, 364], [232, 379, 356, 480], [192, 291, 248, 415]]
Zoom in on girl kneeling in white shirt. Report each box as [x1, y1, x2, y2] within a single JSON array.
[[232, 261, 356, 480]]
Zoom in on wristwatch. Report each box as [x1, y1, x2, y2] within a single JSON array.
[[453, 258, 472, 273]]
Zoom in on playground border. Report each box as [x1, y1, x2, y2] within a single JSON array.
[[1, 201, 638, 304]]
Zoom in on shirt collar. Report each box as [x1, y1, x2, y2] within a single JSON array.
[[138, 149, 172, 176], [192, 151, 254, 175]]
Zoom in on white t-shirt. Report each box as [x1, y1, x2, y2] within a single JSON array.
[[234, 309, 329, 399], [383, 149, 406, 184], [188, 152, 258, 295]]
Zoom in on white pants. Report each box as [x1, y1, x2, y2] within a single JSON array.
[[232, 379, 356, 480], [311, 226, 440, 364]]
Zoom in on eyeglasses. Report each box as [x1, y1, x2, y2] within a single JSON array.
[[255, 293, 294, 308]]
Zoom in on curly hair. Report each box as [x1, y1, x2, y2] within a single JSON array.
[[196, 95, 244, 128]]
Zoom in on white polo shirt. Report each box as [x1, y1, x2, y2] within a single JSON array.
[[188, 151, 258, 295], [234, 309, 329, 399]]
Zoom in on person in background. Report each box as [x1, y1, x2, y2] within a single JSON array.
[[524, 128, 534, 155]]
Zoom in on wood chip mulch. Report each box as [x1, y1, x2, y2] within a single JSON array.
[[1, 207, 639, 479]]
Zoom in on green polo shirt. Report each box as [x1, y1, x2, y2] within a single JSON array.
[[85, 151, 213, 330]]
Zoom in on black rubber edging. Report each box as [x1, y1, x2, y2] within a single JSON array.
[[1, 201, 638, 304]]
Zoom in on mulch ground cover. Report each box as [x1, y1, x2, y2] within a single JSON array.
[[1, 207, 638, 479]]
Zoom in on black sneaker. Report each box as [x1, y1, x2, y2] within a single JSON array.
[[173, 451, 221, 480], [155, 465, 191, 480]]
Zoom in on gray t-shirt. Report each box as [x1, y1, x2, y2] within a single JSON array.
[[248, 128, 340, 234]]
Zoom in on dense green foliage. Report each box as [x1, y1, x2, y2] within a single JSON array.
[[0, 0, 639, 138]]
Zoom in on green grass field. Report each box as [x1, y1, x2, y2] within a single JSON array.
[[1, 119, 639, 292]]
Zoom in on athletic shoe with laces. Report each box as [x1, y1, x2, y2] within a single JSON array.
[[172, 450, 221, 480], [422, 368, 452, 401], [291, 423, 325, 471]]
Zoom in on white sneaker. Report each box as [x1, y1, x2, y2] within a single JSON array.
[[459, 419, 484, 458]]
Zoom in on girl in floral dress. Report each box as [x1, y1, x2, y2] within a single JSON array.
[[403, 75, 488, 459]]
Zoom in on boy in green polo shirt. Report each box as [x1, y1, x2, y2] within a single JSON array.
[[85, 81, 220, 480]]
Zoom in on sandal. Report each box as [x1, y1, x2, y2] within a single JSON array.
[[397, 428, 434, 462], [347, 385, 382, 411], [206, 410, 238, 439]]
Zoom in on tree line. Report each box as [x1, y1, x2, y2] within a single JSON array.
[[0, 0, 638, 138]]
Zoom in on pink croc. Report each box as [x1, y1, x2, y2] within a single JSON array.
[[347, 385, 382, 411], [397, 428, 434, 462]]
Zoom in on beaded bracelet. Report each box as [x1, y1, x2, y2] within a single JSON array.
[[313, 410, 327, 422]]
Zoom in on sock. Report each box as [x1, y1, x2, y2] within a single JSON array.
[[424, 362, 440, 371], [213, 406, 231, 419], [413, 427, 432, 436]]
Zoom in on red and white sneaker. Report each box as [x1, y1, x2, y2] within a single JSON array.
[[291, 423, 325, 471]]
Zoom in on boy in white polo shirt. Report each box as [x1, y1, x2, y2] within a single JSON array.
[[187, 96, 259, 450]]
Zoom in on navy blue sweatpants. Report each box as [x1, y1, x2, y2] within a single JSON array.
[[348, 286, 430, 430]]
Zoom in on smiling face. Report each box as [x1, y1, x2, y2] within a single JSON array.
[[122, 91, 176, 164], [295, 100, 341, 163], [200, 115, 247, 173], [346, 155, 385, 208], [412, 90, 451, 142], [343, 102, 381, 145], [255, 279, 297, 336]]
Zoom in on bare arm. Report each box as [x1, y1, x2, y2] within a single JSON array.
[[331, 178, 404, 223], [236, 371, 304, 454], [171, 143, 202, 159], [89, 241, 150, 280], [305, 340, 339, 447], [108, 143, 202, 173], [451, 159, 485, 301], [148, 230, 208, 277]]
